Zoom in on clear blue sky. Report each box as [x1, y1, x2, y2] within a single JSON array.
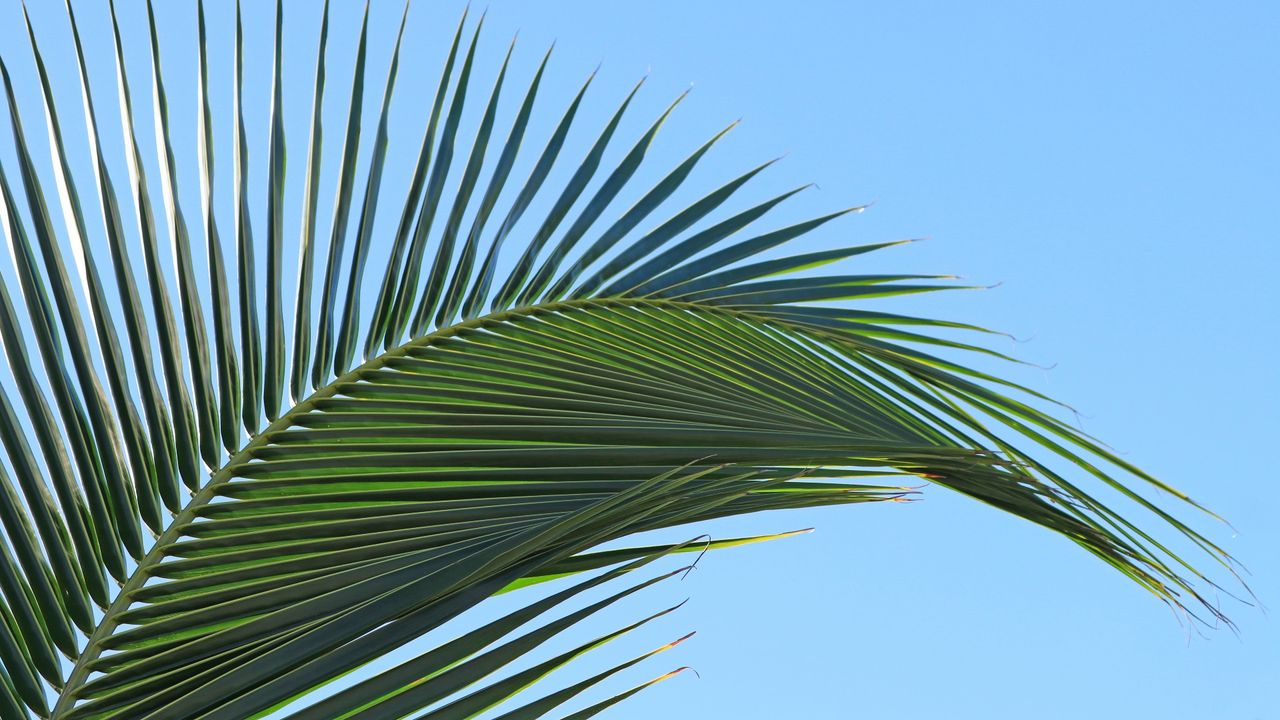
[[0, 1, 1275, 718]]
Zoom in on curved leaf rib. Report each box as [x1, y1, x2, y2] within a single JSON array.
[[55, 299, 1221, 718], [0, 4, 1236, 720]]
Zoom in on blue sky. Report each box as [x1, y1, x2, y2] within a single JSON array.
[[0, 1, 1275, 718]]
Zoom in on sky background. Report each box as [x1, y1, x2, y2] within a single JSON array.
[[0, 1, 1275, 718]]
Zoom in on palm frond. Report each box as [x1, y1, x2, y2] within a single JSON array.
[[0, 3, 1238, 719]]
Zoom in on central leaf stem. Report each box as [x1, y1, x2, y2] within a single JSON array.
[[51, 297, 703, 716]]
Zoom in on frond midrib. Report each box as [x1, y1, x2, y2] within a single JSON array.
[[50, 295, 765, 716]]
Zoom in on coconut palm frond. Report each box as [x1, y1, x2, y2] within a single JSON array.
[[0, 2, 1236, 718]]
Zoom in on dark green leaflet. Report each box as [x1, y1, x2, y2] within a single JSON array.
[[197, 0, 243, 454], [106, 0, 201, 499], [264, 0, 288, 422], [333, 3, 412, 377], [235, 0, 263, 435], [311, 3, 372, 390], [145, 0, 221, 470], [291, 0, 332, 403]]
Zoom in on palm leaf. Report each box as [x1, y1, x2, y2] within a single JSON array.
[[144, 0, 221, 469], [0, 3, 1238, 719]]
